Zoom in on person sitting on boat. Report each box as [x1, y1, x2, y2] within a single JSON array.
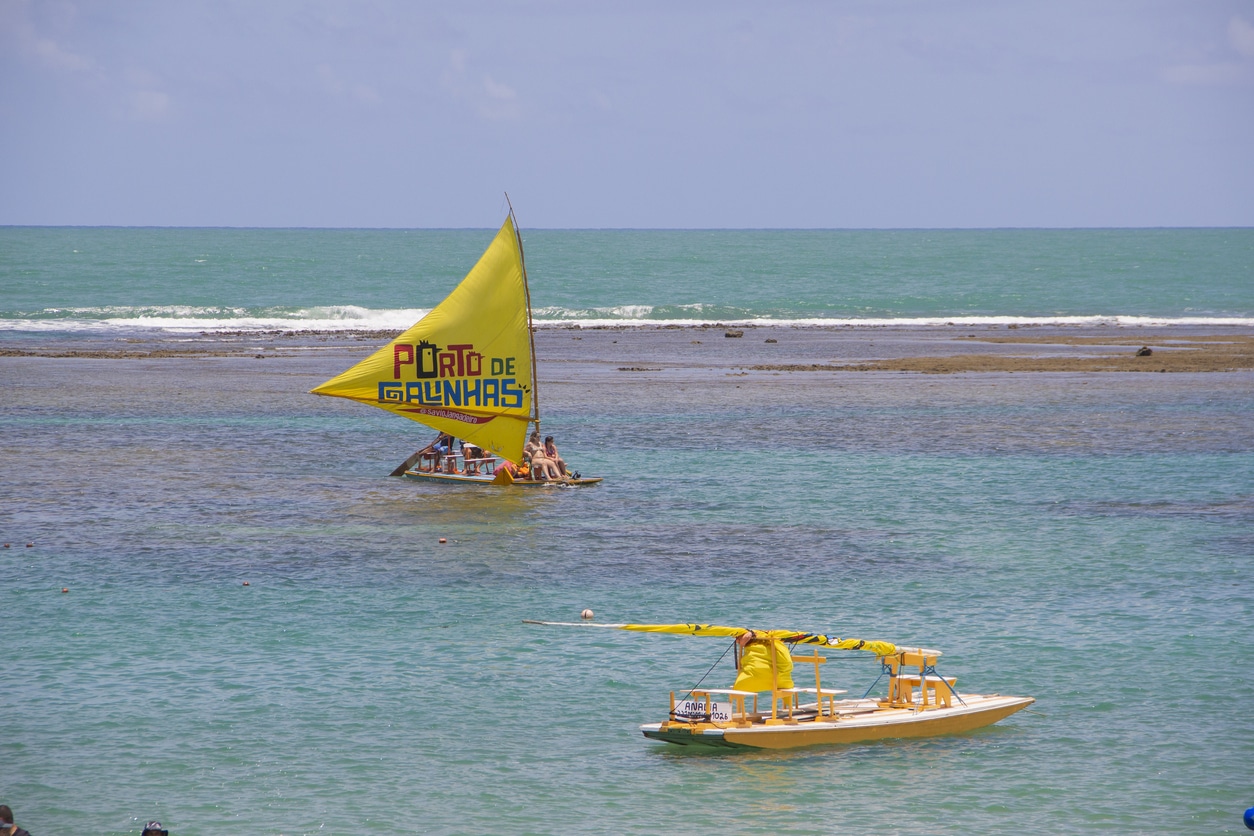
[[524, 431, 561, 481], [427, 432, 454, 472], [461, 439, 484, 474], [543, 435, 567, 477]]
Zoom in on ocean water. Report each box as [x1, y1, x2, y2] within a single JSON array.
[[2, 228, 1253, 834], [1, 226, 1252, 332]]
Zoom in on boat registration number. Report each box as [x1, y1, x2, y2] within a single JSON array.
[[674, 699, 735, 722]]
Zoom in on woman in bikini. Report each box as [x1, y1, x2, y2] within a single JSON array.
[[524, 431, 561, 480]]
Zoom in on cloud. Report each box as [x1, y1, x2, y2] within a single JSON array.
[[1230, 16, 1254, 58], [440, 50, 521, 121], [31, 32, 90, 71], [0, 2, 92, 73], [1162, 15, 1254, 86], [479, 74, 519, 120]]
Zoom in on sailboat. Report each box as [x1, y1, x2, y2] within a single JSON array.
[[525, 620, 1034, 750], [311, 204, 601, 487]]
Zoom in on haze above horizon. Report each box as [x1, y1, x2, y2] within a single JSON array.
[[2, 1, 1252, 230]]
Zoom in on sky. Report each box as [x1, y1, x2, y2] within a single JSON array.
[[1, 0, 1252, 228]]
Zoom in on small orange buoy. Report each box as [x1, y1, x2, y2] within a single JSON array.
[[26, 543, 33, 547], [439, 538, 447, 544], [242, 581, 250, 586], [61, 588, 68, 593], [580, 608, 594, 620], [3, 543, 8, 548]]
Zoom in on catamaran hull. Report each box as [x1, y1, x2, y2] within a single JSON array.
[[640, 694, 1034, 750], [403, 470, 603, 487]]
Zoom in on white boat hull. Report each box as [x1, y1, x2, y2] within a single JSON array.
[[640, 693, 1034, 749]]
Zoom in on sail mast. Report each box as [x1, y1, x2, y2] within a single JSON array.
[[505, 193, 540, 430]]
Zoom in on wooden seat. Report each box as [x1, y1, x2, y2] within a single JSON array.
[[896, 674, 958, 708], [462, 456, 496, 475], [881, 647, 944, 707], [778, 686, 849, 719], [780, 650, 849, 719], [672, 688, 756, 726]]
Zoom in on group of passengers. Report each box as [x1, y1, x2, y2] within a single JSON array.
[[523, 431, 567, 480], [422, 430, 568, 481]]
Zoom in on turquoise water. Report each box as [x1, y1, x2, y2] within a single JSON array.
[[1, 227, 1251, 329], [2, 229, 1253, 833]]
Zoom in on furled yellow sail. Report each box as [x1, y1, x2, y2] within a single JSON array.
[[311, 216, 534, 464], [619, 623, 898, 658], [733, 639, 796, 691], [617, 623, 896, 692]]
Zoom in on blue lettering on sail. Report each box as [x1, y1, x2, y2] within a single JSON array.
[[442, 379, 462, 406], [381, 377, 524, 409], [482, 379, 499, 407], [501, 378, 524, 409]]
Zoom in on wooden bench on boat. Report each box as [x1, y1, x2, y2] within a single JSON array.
[[778, 650, 848, 720], [881, 648, 961, 709], [417, 451, 498, 475], [671, 688, 758, 727], [895, 674, 959, 708], [461, 456, 497, 475], [669, 648, 856, 729], [663, 640, 975, 736]]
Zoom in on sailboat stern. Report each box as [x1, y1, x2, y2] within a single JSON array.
[[639, 723, 746, 748]]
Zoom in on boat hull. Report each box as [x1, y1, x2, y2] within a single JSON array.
[[640, 694, 1033, 750], [403, 470, 603, 487]]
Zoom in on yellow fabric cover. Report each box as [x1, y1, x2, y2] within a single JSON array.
[[620, 623, 897, 658], [311, 217, 533, 464], [622, 623, 747, 639], [820, 637, 898, 657], [732, 639, 795, 692]]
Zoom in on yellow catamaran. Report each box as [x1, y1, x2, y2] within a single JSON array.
[[526, 620, 1034, 750], [312, 204, 600, 487]]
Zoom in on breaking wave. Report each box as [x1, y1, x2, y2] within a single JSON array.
[[2, 303, 1251, 334]]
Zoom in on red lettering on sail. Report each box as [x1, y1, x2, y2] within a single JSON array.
[[399, 407, 496, 424], [446, 344, 473, 377], [394, 344, 414, 379]]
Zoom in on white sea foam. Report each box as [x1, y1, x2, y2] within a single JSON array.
[[534, 315, 1254, 329], [1, 307, 1250, 333], [0, 305, 430, 333]]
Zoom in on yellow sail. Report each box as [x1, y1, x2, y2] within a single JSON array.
[[311, 216, 534, 464], [620, 623, 897, 657]]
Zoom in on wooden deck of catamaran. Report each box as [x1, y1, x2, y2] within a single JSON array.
[[402, 448, 601, 486]]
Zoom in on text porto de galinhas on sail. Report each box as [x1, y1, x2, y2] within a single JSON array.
[[310, 216, 535, 465]]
